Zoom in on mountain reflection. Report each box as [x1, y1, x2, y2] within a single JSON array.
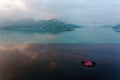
[[0, 44, 120, 80]]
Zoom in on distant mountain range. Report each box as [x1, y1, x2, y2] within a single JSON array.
[[0, 19, 82, 34], [101, 24, 120, 33], [112, 24, 120, 33], [2, 18, 120, 33]]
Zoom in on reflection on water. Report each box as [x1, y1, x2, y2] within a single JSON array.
[[0, 27, 120, 43], [0, 44, 120, 80]]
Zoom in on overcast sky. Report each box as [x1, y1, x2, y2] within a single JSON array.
[[0, 0, 120, 26]]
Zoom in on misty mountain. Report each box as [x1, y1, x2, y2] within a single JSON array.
[[112, 24, 120, 33], [0, 19, 81, 34]]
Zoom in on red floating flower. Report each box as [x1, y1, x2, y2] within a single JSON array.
[[81, 60, 96, 67]]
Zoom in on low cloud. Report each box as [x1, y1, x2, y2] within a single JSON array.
[[0, 0, 120, 26]]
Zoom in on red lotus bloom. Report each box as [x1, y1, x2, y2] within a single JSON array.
[[81, 60, 96, 67], [84, 60, 93, 66]]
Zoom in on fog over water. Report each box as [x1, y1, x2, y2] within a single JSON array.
[[0, 0, 120, 26], [0, 0, 120, 43], [0, 26, 120, 43]]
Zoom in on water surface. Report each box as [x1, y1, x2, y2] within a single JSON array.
[[0, 26, 120, 43], [0, 44, 120, 80]]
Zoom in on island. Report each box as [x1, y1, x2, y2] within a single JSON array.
[[0, 19, 82, 34], [112, 24, 120, 32]]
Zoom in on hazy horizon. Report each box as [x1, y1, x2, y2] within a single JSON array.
[[0, 0, 120, 26]]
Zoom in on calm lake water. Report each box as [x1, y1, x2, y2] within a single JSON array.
[[0, 44, 120, 80], [0, 26, 120, 43]]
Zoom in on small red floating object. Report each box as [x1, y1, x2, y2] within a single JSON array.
[[81, 60, 96, 67]]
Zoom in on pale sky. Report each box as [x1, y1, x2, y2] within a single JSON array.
[[0, 0, 120, 26]]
